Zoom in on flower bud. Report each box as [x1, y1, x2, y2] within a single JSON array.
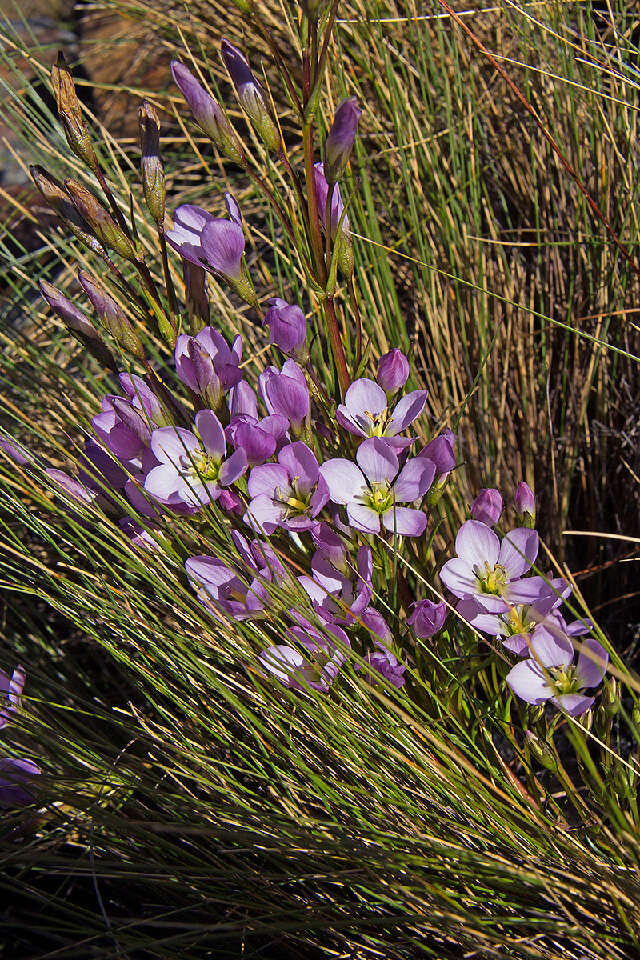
[[171, 61, 243, 163], [78, 270, 144, 358], [264, 298, 307, 359], [515, 481, 535, 519], [65, 179, 137, 262], [407, 599, 447, 638], [377, 349, 409, 392], [30, 165, 102, 251], [39, 279, 119, 373], [51, 51, 98, 172], [470, 488, 502, 526], [324, 97, 361, 184], [525, 731, 557, 773], [183, 261, 210, 332], [138, 100, 165, 226], [221, 39, 281, 155]]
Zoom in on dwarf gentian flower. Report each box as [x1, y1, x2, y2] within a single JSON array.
[[471, 488, 502, 526], [336, 378, 426, 449], [377, 349, 409, 393], [324, 96, 362, 184], [407, 599, 447, 638], [506, 630, 608, 716], [145, 410, 246, 509], [246, 442, 328, 534], [0, 758, 41, 807], [515, 481, 535, 518], [229, 380, 259, 420], [440, 519, 546, 613], [313, 162, 348, 237], [264, 298, 307, 359], [118, 517, 161, 551], [457, 586, 572, 655], [300, 543, 372, 624], [259, 360, 310, 435], [0, 665, 25, 729], [166, 204, 246, 285], [320, 438, 434, 536], [259, 618, 350, 692], [360, 643, 406, 688], [227, 414, 289, 467], [170, 61, 242, 162], [92, 373, 168, 467], [175, 327, 242, 407]]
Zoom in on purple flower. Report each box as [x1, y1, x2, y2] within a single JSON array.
[[324, 97, 362, 183], [220, 39, 280, 153], [170, 61, 242, 162], [92, 374, 167, 468], [360, 642, 406, 688], [300, 543, 372, 625], [175, 327, 242, 407], [118, 517, 160, 551], [377, 349, 410, 393], [145, 410, 246, 509], [166, 204, 246, 283], [336, 378, 426, 449], [187, 531, 288, 621], [515, 481, 535, 517], [418, 430, 456, 480], [229, 380, 259, 420], [264, 298, 307, 359], [320, 438, 434, 537], [440, 519, 546, 613], [507, 630, 608, 716], [259, 360, 310, 435], [313, 162, 349, 237], [0, 437, 32, 465], [39, 279, 96, 338], [246, 441, 328, 534], [46, 468, 97, 506], [407, 599, 447, 638], [0, 758, 41, 807], [227, 414, 289, 467], [471, 488, 502, 526], [260, 619, 350, 692], [0, 665, 25, 729], [457, 586, 572, 656]]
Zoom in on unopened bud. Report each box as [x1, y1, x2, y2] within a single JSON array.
[[471, 488, 502, 526], [138, 101, 165, 226], [51, 52, 98, 172], [221, 39, 281, 154], [324, 97, 361, 184], [40, 279, 118, 373], [377, 349, 409, 393], [337, 230, 354, 278], [65, 179, 137, 262], [525, 731, 557, 773], [171, 61, 243, 163], [30, 165, 102, 251], [515, 481, 535, 523], [78, 270, 144, 358]]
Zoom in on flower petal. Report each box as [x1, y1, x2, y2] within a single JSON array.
[[381, 506, 426, 537], [247, 463, 290, 500], [552, 693, 595, 716], [278, 442, 319, 494], [218, 448, 247, 486], [529, 625, 574, 668], [387, 390, 427, 435], [506, 660, 551, 704], [201, 219, 245, 278], [346, 502, 380, 533], [393, 457, 435, 502], [576, 636, 609, 689], [319, 459, 367, 505], [440, 558, 476, 598], [499, 528, 539, 579], [196, 409, 226, 460], [455, 519, 500, 568], [151, 426, 199, 465], [356, 437, 398, 484]]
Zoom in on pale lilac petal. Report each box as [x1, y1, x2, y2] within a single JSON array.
[[342, 378, 387, 423], [356, 438, 398, 484], [195, 410, 226, 460], [440, 558, 476, 598], [247, 463, 289, 500], [566, 618, 592, 636], [266, 373, 309, 426], [309, 475, 330, 515], [219, 448, 247, 486], [499, 528, 539, 578], [230, 380, 258, 419], [529, 626, 574, 668], [553, 693, 594, 716], [502, 635, 531, 656], [278, 442, 319, 493], [144, 462, 181, 500], [320, 459, 367, 504], [455, 519, 500, 568], [393, 458, 435, 502], [259, 644, 305, 687], [382, 506, 426, 537], [174, 204, 213, 234], [576, 636, 608, 689], [504, 576, 553, 606], [347, 502, 380, 533], [506, 660, 551, 704], [456, 598, 503, 634], [387, 390, 427, 435], [151, 426, 199, 465], [201, 219, 245, 279], [246, 494, 286, 534]]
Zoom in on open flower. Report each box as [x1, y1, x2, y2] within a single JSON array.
[[166, 204, 247, 285], [145, 410, 246, 509], [440, 519, 545, 613], [246, 442, 328, 534], [336, 378, 426, 449], [457, 586, 572, 656], [259, 618, 350, 692], [506, 629, 608, 716], [0, 665, 25, 729], [299, 543, 372, 625], [320, 438, 434, 536], [175, 327, 242, 407]]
